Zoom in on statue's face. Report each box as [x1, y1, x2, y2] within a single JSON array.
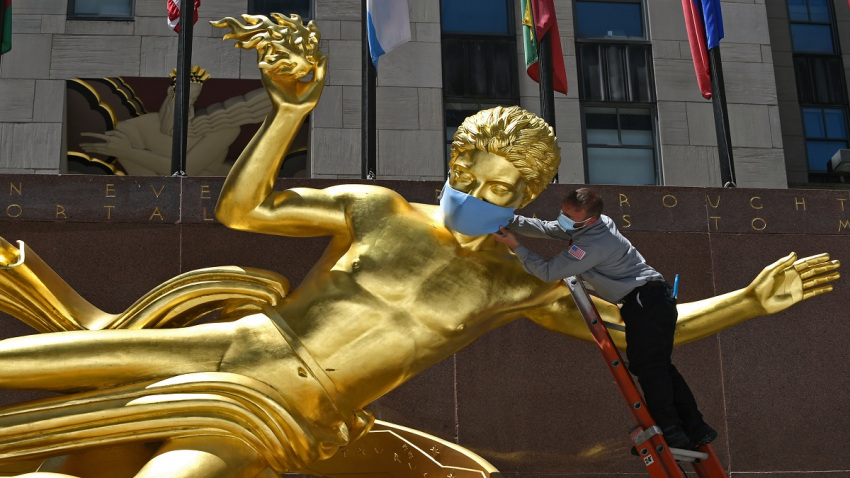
[[449, 150, 526, 209]]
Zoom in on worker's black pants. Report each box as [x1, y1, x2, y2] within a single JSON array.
[[621, 281, 703, 432]]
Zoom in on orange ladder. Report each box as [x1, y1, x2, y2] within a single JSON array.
[[564, 276, 728, 477]]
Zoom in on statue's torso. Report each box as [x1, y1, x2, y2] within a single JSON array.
[[275, 198, 564, 408]]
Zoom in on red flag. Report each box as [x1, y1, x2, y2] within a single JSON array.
[[167, 0, 200, 33], [524, 0, 568, 95], [682, 0, 712, 99]]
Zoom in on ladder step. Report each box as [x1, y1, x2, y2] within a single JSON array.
[[670, 447, 709, 462]]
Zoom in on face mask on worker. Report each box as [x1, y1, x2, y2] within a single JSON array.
[[439, 181, 515, 236], [557, 212, 594, 231]]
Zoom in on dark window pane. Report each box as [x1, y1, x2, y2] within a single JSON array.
[[72, 0, 132, 16], [627, 45, 652, 102], [488, 42, 515, 97], [443, 38, 517, 99], [578, 44, 604, 101], [620, 107, 653, 145], [442, 0, 510, 34], [788, 0, 809, 21], [442, 40, 467, 97], [791, 24, 834, 53], [575, 1, 643, 38], [807, 140, 847, 171], [823, 109, 847, 139], [586, 106, 619, 145], [249, 0, 311, 19], [803, 108, 825, 137], [577, 43, 653, 102], [794, 56, 847, 105], [808, 0, 830, 22], [605, 44, 626, 101]]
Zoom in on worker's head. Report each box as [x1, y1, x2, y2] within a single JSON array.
[[448, 106, 560, 209], [559, 188, 603, 230]]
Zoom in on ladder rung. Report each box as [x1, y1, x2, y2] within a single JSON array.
[[670, 447, 709, 462]]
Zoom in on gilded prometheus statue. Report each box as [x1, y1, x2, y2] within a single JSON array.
[[0, 13, 841, 478]]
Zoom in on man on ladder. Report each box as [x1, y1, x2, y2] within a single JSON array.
[[492, 188, 717, 452]]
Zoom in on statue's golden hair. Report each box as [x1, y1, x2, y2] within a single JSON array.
[[450, 106, 561, 208]]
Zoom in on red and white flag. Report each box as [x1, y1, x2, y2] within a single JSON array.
[[167, 0, 200, 33]]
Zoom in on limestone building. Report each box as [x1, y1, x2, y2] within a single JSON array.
[[0, 0, 848, 188]]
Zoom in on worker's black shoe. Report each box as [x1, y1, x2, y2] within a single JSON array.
[[688, 421, 718, 448], [661, 425, 690, 449]]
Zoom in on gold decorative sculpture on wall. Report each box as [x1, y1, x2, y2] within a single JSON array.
[[78, 66, 271, 176], [0, 13, 840, 478]]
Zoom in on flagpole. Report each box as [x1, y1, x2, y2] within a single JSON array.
[[537, 31, 556, 133], [708, 46, 735, 187], [170, 0, 195, 177], [538, 31, 558, 183], [361, 0, 377, 180], [0, 0, 7, 69]]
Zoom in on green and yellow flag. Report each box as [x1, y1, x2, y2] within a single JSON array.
[[520, 0, 567, 95], [0, 0, 11, 55]]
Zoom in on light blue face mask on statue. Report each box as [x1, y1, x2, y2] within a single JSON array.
[[439, 181, 516, 236]]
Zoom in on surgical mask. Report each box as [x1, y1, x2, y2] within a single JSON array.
[[439, 181, 515, 236], [557, 212, 593, 231]]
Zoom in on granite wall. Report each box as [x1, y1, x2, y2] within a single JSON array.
[[0, 175, 847, 476]]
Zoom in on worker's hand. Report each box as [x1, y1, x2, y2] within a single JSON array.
[[492, 226, 520, 250], [748, 252, 840, 315]]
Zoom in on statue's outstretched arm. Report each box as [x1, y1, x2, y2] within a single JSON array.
[[673, 252, 839, 344], [212, 14, 349, 237], [526, 252, 839, 349]]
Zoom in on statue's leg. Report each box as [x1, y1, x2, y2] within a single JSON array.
[[133, 436, 277, 478], [0, 321, 237, 392]]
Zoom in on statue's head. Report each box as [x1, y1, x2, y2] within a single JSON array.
[[449, 106, 560, 209]]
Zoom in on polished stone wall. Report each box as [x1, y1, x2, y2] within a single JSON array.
[[0, 175, 847, 476]]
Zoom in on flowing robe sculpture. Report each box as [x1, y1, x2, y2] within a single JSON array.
[[0, 13, 840, 478]]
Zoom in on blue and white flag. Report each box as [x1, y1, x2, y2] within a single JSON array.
[[366, 0, 411, 68]]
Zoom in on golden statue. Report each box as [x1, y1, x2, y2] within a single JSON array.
[[0, 13, 840, 478]]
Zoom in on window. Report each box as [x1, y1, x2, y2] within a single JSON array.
[[788, 0, 834, 53], [794, 56, 846, 105], [440, 0, 518, 172], [584, 106, 657, 185], [802, 107, 848, 174], [249, 0, 312, 20], [577, 43, 653, 102], [575, 0, 659, 185], [68, 0, 134, 19], [788, 0, 848, 181], [574, 1, 643, 39]]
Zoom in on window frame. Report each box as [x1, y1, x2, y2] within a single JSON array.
[[580, 102, 661, 185], [800, 106, 850, 178], [788, 0, 837, 54]]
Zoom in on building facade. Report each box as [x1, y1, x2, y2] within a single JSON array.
[[0, 0, 848, 188]]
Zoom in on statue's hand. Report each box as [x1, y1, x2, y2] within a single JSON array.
[[212, 14, 327, 111], [748, 252, 840, 315], [80, 131, 132, 156]]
